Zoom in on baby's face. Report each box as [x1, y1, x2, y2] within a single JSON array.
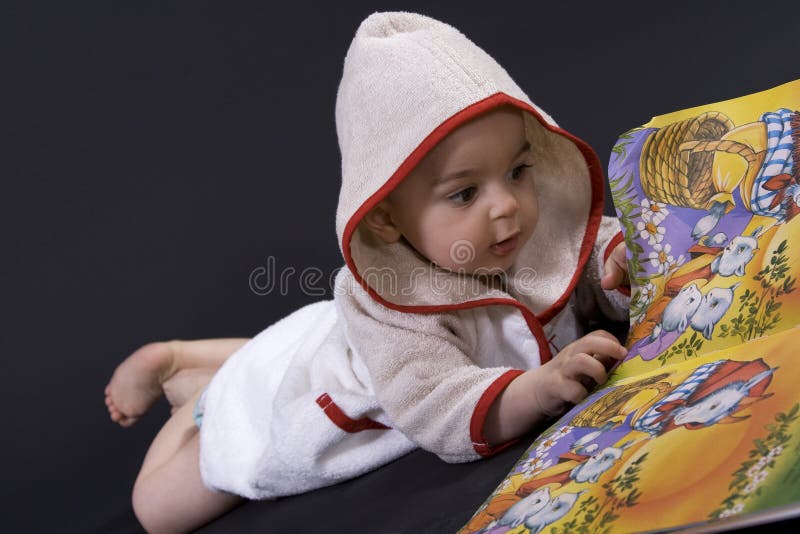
[[385, 106, 538, 274]]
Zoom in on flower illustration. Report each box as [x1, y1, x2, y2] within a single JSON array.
[[636, 219, 666, 245], [641, 281, 657, 303], [631, 281, 657, 324], [520, 457, 540, 472], [752, 470, 769, 485], [746, 463, 761, 478], [646, 243, 685, 275], [631, 309, 646, 325], [642, 281, 657, 299], [648, 243, 677, 274], [520, 456, 553, 475], [711, 405, 798, 522], [529, 425, 573, 461], [719, 503, 744, 518], [535, 438, 557, 455], [640, 198, 669, 224]]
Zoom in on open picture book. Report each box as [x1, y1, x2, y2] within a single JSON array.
[[460, 79, 800, 533]]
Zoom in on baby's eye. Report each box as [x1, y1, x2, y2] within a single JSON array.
[[509, 164, 532, 181], [448, 186, 477, 204]]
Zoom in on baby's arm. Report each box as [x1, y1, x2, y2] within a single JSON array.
[[482, 330, 627, 445], [338, 272, 627, 460], [339, 291, 524, 462]]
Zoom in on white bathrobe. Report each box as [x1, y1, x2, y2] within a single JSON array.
[[198, 11, 629, 500]]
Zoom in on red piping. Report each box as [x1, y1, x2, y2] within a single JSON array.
[[316, 393, 390, 433], [470, 369, 526, 456]]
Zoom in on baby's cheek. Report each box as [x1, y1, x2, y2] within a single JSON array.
[[528, 211, 539, 231], [524, 196, 539, 228]]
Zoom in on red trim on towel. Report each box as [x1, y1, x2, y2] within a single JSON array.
[[316, 393, 390, 433], [534, 120, 605, 326], [470, 369, 526, 457], [603, 231, 631, 297], [340, 92, 604, 350]]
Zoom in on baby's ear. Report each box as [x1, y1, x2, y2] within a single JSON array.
[[362, 201, 402, 243]]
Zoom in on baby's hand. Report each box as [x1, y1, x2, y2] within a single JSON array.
[[483, 331, 627, 445], [529, 330, 627, 417], [601, 242, 629, 291]]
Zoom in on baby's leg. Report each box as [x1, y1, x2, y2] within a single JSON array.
[[105, 338, 249, 427], [132, 387, 242, 533], [163, 367, 217, 414]]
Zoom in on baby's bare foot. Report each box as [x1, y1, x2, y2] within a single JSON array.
[[163, 368, 216, 413], [104, 341, 178, 427]]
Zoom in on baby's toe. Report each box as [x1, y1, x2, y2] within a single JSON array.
[[119, 416, 137, 428]]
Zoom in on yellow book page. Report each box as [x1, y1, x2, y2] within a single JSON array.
[[607, 78, 800, 381], [461, 326, 800, 533]]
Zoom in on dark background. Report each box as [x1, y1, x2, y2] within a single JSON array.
[[4, 1, 800, 532]]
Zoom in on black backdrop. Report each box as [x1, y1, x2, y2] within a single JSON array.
[[5, 1, 800, 532]]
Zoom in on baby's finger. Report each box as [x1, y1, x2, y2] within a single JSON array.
[[601, 244, 628, 290], [567, 353, 608, 386], [572, 335, 627, 362], [584, 329, 618, 342], [601, 262, 625, 290], [592, 352, 621, 372]]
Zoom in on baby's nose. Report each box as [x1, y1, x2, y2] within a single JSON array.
[[488, 187, 518, 219]]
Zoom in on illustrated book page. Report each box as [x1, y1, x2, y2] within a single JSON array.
[[459, 79, 800, 534]]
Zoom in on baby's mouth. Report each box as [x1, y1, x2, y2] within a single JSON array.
[[490, 233, 520, 256]]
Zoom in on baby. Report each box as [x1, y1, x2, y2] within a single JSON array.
[[105, 12, 629, 533]]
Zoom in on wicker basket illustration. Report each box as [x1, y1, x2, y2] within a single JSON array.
[[640, 112, 760, 209]]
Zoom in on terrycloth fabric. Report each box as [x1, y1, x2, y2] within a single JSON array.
[[198, 300, 416, 499], [198, 11, 628, 499], [199, 290, 554, 498], [336, 13, 598, 313]]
